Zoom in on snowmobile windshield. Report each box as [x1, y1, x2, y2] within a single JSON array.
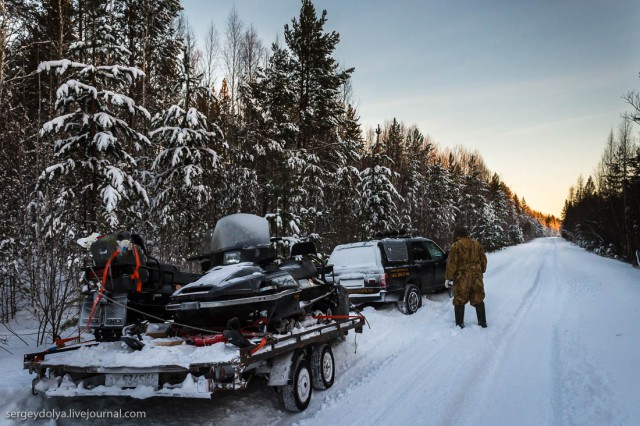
[[205, 214, 271, 253]]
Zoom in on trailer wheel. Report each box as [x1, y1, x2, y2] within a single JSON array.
[[397, 284, 422, 315], [280, 354, 312, 412], [311, 344, 335, 390]]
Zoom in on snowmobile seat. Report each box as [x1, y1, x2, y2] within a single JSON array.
[[146, 262, 201, 291], [279, 259, 317, 280], [291, 241, 317, 257]]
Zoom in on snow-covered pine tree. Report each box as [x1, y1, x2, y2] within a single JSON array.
[[36, 0, 151, 236], [223, 81, 260, 216], [455, 154, 490, 241], [282, 0, 355, 236], [29, 0, 151, 342], [384, 118, 406, 190], [0, 0, 42, 323], [242, 41, 297, 235], [357, 125, 402, 238], [399, 126, 429, 233], [118, 0, 182, 112], [487, 173, 522, 248], [518, 197, 543, 241], [330, 103, 364, 244], [421, 159, 459, 246], [473, 202, 503, 251], [150, 45, 225, 262]]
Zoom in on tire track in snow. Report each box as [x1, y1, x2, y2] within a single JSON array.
[[286, 300, 458, 425], [551, 329, 623, 425], [297, 240, 552, 426], [549, 243, 624, 425], [437, 241, 551, 426]]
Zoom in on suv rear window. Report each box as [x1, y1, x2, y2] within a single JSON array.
[[381, 240, 408, 263], [329, 244, 378, 267]]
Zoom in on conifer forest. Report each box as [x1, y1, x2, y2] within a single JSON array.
[[2, 0, 563, 342], [562, 113, 640, 264]]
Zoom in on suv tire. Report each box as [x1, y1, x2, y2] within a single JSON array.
[[397, 284, 422, 315]]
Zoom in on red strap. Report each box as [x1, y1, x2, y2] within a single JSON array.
[[241, 317, 269, 333], [250, 337, 268, 354], [130, 245, 142, 292], [311, 314, 365, 320], [56, 248, 120, 346], [189, 334, 228, 347]]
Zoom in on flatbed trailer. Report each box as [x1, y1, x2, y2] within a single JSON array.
[[24, 316, 365, 411]]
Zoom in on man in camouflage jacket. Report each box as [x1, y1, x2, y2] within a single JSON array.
[[445, 226, 487, 328]]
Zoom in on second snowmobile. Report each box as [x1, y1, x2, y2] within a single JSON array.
[[166, 213, 350, 333], [77, 231, 200, 342]]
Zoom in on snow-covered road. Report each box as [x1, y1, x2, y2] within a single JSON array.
[[2, 238, 639, 425]]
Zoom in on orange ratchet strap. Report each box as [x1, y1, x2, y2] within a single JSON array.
[[55, 248, 120, 346], [130, 245, 143, 292]]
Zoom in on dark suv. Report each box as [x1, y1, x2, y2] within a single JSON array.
[[327, 237, 448, 314]]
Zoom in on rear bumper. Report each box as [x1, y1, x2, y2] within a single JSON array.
[[346, 288, 403, 304]]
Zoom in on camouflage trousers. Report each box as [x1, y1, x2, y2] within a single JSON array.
[[452, 272, 485, 306]]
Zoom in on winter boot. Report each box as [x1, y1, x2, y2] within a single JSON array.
[[454, 305, 465, 329], [475, 302, 487, 328]]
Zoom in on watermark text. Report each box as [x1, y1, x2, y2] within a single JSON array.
[[6, 409, 147, 421]]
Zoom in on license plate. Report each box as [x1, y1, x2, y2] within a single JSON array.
[[340, 279, 364, 288], [105, 373, 158, 388]]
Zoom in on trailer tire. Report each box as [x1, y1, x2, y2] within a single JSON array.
[[311, 344, 335, 390], [280, 353, 312, 412], [397, 284, 422, 315]]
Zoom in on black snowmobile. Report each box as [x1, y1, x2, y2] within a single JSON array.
[[78, 231, 200, 342], [166, 214, 350, 333]]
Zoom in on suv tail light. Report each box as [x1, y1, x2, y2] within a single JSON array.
[[380, 273, 388, 289]]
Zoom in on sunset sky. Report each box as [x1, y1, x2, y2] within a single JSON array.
[[183, 0, 640, 217]]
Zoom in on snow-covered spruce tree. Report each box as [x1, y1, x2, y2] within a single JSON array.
[[116, 0, 183, 235], [421, 159, 459, 247], [150, 46, 225, 263], [242, 41, 296, 235], [455, 154, 491, 241], [473, 173, 510, 251], [36, 0, 150, 235], [0, 238, 19, 323], [242, 1, 358, 241], [330, 103, 364, 244], [357, 125, 402, 238], [223, 78, 260, 216], [518, 197, 543, 241], [398, 126, 429, 234], [488, 173, 522, 248], [118, 0, 182, 112], [0, 0, 44, 324], [30, 0, 150, 343], [283, 0, 355, 237], [472, 202, 503, 251], [383, 118, 406, 190]]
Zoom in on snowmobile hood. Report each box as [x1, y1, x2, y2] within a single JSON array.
[[172, 262, 264, 296]]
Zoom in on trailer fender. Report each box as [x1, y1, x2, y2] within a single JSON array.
[[267, 351, 295, 386]]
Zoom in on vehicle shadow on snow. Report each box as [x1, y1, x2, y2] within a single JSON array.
[[424, 290, 450, 303], [356, 289, 450, 315], [38, 377, 285, 426]]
